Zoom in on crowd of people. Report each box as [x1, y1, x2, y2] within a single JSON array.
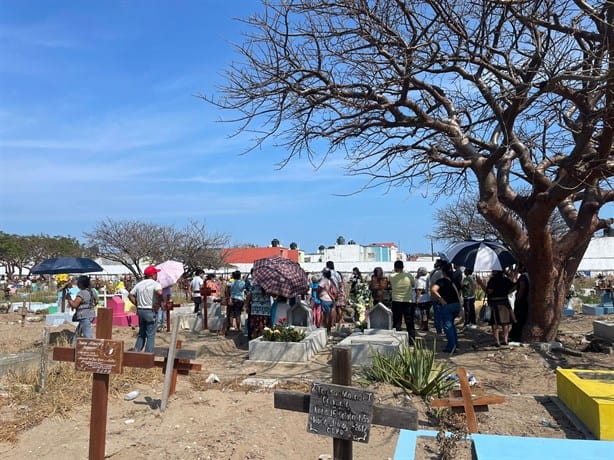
[[341, 259, 531, 353], [2, 258, 535, 355]]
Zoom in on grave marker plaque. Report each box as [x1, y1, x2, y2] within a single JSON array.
[[75, 338, 124, 374], [308, 382, 374, 443]]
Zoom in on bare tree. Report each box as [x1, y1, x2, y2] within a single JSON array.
[[85, 219, 228, 279], [207, 0, 614, 341], [85, 219, 172, 278], [174, 220, 229, 275], [431, 194, 569, 245]]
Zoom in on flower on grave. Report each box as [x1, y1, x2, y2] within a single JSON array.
[[55, 274, 71, 288], [350, 281, 372, 321], [261, 318, 306, 343]]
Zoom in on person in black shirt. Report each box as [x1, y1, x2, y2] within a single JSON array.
[[430, 261, 462, 353], [478, 270, 517, 346]]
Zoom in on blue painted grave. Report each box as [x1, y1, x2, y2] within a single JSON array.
[[393, 429, 614, 460]]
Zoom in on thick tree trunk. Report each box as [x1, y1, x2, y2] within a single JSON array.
[[522, 241, 587, 342], [524, 269, 566, 342]]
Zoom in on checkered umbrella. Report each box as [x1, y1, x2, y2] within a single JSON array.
[[443, 240, 516, 272], [252, 256, 309, 298]]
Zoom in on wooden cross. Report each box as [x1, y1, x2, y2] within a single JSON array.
[[199, 286, 214, 330], [20, 301, 27, 327], [431, 367, 505, 433], [274, 346, 418, 460], [153, 339, 201, 396], [53, 308, 155, 460], [160, 294, 180, 332]]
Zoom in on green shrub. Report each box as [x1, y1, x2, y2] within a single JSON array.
[[361, 338, 455, 397]]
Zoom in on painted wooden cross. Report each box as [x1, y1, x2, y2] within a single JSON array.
[[199, 285, 214, 330], [53, 308, 155, 460], [431, 367, 505, 433], [274, 346, 418, 460], [160, 294, 180, 332]]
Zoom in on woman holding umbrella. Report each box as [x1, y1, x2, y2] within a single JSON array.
[[66, 275, 98, 344]]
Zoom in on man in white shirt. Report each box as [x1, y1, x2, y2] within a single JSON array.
[[129, 265, 163, 353], [191, 270, 204, 314]]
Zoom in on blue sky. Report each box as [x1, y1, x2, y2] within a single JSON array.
[[0, 1, 448, 255]]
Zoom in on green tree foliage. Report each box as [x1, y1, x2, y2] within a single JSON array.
[[0, 232, 83, 278]]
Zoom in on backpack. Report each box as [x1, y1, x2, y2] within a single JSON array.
[[88, 288, 99, 307]]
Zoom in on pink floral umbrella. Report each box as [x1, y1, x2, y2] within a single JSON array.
[[154, 260, 185, 289]]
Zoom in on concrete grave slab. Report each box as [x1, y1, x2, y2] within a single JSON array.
[[0, 352, 40, 378], [557, 368, 614, 440], [593, 320, 614, 341], [393, 429, 614, 460], [241, 377, 279, 389], [338, 329, 408, 366], [248, 327, 327, 363], [582, 304, 614, 315]]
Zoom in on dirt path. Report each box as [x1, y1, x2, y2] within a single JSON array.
[[0, 311, 611, 459]]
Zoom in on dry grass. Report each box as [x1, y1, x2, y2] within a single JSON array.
[[0, 363, 163, 444]]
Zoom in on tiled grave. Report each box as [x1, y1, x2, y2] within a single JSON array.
[[600, 290, 613, 306], [393, 430, 614, 460], [248, 327, 327, 363], [205, 298, 226, 331], [367, 302, 393, 329], [593, 320, 614, 341], [583, 304, 614, 315], [106, 296, 137, 327], [557, 368, 614, 440], [337, 329, 408, 366]]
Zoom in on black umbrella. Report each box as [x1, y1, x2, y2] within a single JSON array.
[[443, 240, 516, 272], [30, 257, 104, 275]]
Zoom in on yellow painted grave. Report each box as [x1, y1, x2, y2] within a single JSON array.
[[557, 368, 614, 440]]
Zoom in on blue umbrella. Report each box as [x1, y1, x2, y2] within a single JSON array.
[[30, 257, 104, 275]]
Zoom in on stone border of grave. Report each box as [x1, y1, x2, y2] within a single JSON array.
[[248, 327, 328, 362], [338, 329, 409, 366]]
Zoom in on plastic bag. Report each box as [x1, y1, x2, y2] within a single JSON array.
[[479, 303, 491, 323]]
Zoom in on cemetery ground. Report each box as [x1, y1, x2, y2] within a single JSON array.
[[0, 309, 611, 460]]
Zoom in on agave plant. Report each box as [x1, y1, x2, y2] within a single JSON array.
[[361, 339, 455, 398]]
